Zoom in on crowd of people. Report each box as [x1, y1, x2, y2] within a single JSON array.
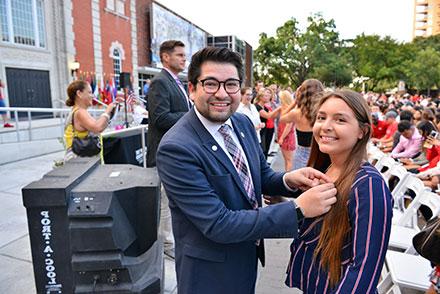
[[59, 41, 440, 293]]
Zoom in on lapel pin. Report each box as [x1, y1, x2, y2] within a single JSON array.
[[212, 145, 218, 151], [240, 132, 245, 138]]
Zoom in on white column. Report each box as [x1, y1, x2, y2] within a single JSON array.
[[91, 0, 103, 77], [130, 0, 139, 91]]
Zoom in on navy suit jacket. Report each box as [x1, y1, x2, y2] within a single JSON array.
[[157, 109, 300, 294], [147, 69, 189, 167]]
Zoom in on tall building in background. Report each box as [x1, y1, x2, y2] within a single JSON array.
[[413, 0, 440, 38], [207, 35, 253, 86]]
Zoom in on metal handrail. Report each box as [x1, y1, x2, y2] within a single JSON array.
[[0, 106, 104, 143]]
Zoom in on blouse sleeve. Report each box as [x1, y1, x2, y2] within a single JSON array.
[[334, 175, 393, 293]]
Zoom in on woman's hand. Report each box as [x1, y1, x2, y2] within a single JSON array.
[[105, 103, 116, 119]]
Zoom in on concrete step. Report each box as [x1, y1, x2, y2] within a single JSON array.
[[0, 139, 64, 165]]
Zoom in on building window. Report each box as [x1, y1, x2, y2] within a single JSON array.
[[106, 0, 114, 11], [113, 48, 122, 89], [106, 0, 125, 16], [0, 0, 46, 48]]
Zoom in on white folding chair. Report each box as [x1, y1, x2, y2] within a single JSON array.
[[389, 189, 440, 252], [419, 191, 440, 218], [368, 144, 385, 166], [375, 155, 399, 177], [384, 164, 409, 194], [392, 174, 430, 227], [378, 250, 432, 294]]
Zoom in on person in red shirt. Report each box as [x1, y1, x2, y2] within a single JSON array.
[[371, 111, 398, 151], [371, 113, 389, 139]]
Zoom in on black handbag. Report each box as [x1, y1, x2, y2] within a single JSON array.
[[412, 216, 440, 265], [71, 110, 101, 157]]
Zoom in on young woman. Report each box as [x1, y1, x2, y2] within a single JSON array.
[[280, 79, 324, 169], [285, 90, 393, 293], [237, 87, 264, 143], [277, 90, 296, 171], [255, 88, 281, 158], [64, 80, 115, 161]]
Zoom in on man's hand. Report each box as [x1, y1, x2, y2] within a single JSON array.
[[284, 167, 332, 191], [295, 183, 337, 218], [263, 195, 286, 205]]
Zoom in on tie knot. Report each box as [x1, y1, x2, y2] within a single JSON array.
[[218, 124, 231, 137]]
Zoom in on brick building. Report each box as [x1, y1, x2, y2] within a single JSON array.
[[0, 0, 253, 111]]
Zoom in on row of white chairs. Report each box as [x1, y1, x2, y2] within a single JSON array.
[[367, 144, 440, 294]]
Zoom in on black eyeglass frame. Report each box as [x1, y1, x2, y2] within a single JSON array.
[[197, 78, 242, 94]]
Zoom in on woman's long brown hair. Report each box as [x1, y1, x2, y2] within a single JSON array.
[[296, 79, 324, 125], [307, 90, 372, 287]]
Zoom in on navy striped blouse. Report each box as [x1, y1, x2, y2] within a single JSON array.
[[285, 163, 393, 293]]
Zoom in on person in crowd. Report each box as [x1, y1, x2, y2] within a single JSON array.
[[371, 111, 398, 152], [63, 80, 115, 161], [236, 87, 264, 143], [399, 120, 437, 171], [413, 106, 423, 126], [388, 109, 415, 150], [371, 113, 389, 139], [280, 79, 324, 169], [252, 80, 264, 100], [0, 79, 13, 128], [277, 90, 296, 171], [285, 90, 393, 293], [255, 88, 281, 158], [390, 120, 423, 159], [422, 108, 439, 131], [143, 79, 151, 97], [156, 47, 337, 294], [132, 99, 149, 125], [147, 40, 190, 259]]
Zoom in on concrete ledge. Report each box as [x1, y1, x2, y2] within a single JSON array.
[[0, 139, 64, 165]]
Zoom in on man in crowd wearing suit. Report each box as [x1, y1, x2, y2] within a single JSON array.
[[147, 40, 191, 259], [156, 47, 337, 293]]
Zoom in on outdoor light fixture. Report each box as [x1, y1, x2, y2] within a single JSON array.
[[70, 60, 80, 78]]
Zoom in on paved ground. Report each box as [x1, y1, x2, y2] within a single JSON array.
[[0, 149, 302, 293]]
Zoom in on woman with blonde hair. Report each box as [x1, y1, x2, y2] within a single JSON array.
[[285, 90, 393, 292], [255, 88, 281, 158], [64, 80, 115, 161], [277, 90, 296, 171], [280, 79, 324, 169]]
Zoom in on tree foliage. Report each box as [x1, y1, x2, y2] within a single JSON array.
[[254, 14, 350, 89], [254, 16, 440, 94]]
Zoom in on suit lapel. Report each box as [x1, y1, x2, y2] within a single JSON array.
[[162, 69, 188, 108], [188, 110, 256, 207], [231, 116, 261, 206]]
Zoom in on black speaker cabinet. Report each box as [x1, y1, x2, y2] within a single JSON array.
[[119, 72, 131, 89], [22, 157, 162, 293]]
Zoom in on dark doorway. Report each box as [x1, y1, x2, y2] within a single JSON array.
[[6, 68, 52, 118]]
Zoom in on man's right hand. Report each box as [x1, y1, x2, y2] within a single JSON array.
[[295, 183, 337, 218]]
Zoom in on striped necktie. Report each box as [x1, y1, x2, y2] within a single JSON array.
[[218, 124, 258, 209]]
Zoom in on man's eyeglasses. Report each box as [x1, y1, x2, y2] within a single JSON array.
[[197, 78, 242, 94]]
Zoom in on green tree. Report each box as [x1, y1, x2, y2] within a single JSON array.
[[405, 47, 440, 95], [254, 14, 350, 88], [347, 34, 411, 92]]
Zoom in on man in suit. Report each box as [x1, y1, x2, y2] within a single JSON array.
[[156, 47, 337, 293], [147, 40, 191, 258]]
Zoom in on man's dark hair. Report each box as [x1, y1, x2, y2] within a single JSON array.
[[397, 120, 412, 133], [188, 47, 244, 87], [399, 110, 413, 122], [159, 40, 185, 62]]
